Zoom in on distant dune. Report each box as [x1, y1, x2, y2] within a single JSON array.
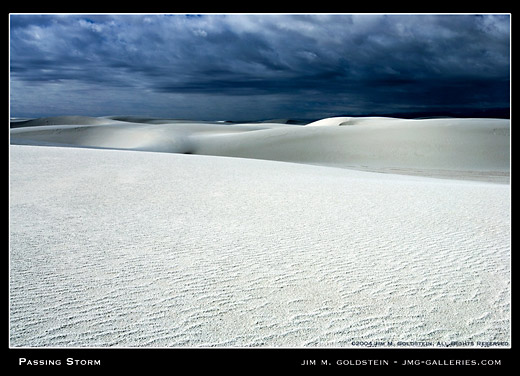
[[11, 115, 510, 182], [9, 115, 510, 347]]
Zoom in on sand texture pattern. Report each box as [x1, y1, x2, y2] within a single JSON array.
[[10, 131, 510, 346]]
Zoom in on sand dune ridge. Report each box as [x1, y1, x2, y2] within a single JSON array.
[[10, 115, 510, 182]]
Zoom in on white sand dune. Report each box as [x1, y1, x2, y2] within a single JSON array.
[[9, 145, 510, 347], [10, 116, 510, 182], [9, 115, 511, 348]]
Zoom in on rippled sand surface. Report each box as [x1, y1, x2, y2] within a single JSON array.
[[10, 144, 510, 347]]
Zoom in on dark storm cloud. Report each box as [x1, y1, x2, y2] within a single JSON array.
[[10, 14, 510, 118]]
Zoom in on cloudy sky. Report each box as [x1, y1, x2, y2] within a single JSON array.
[[10, 14, 510, 120]]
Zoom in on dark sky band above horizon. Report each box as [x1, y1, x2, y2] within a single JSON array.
[[9, 14, 510, 120]]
